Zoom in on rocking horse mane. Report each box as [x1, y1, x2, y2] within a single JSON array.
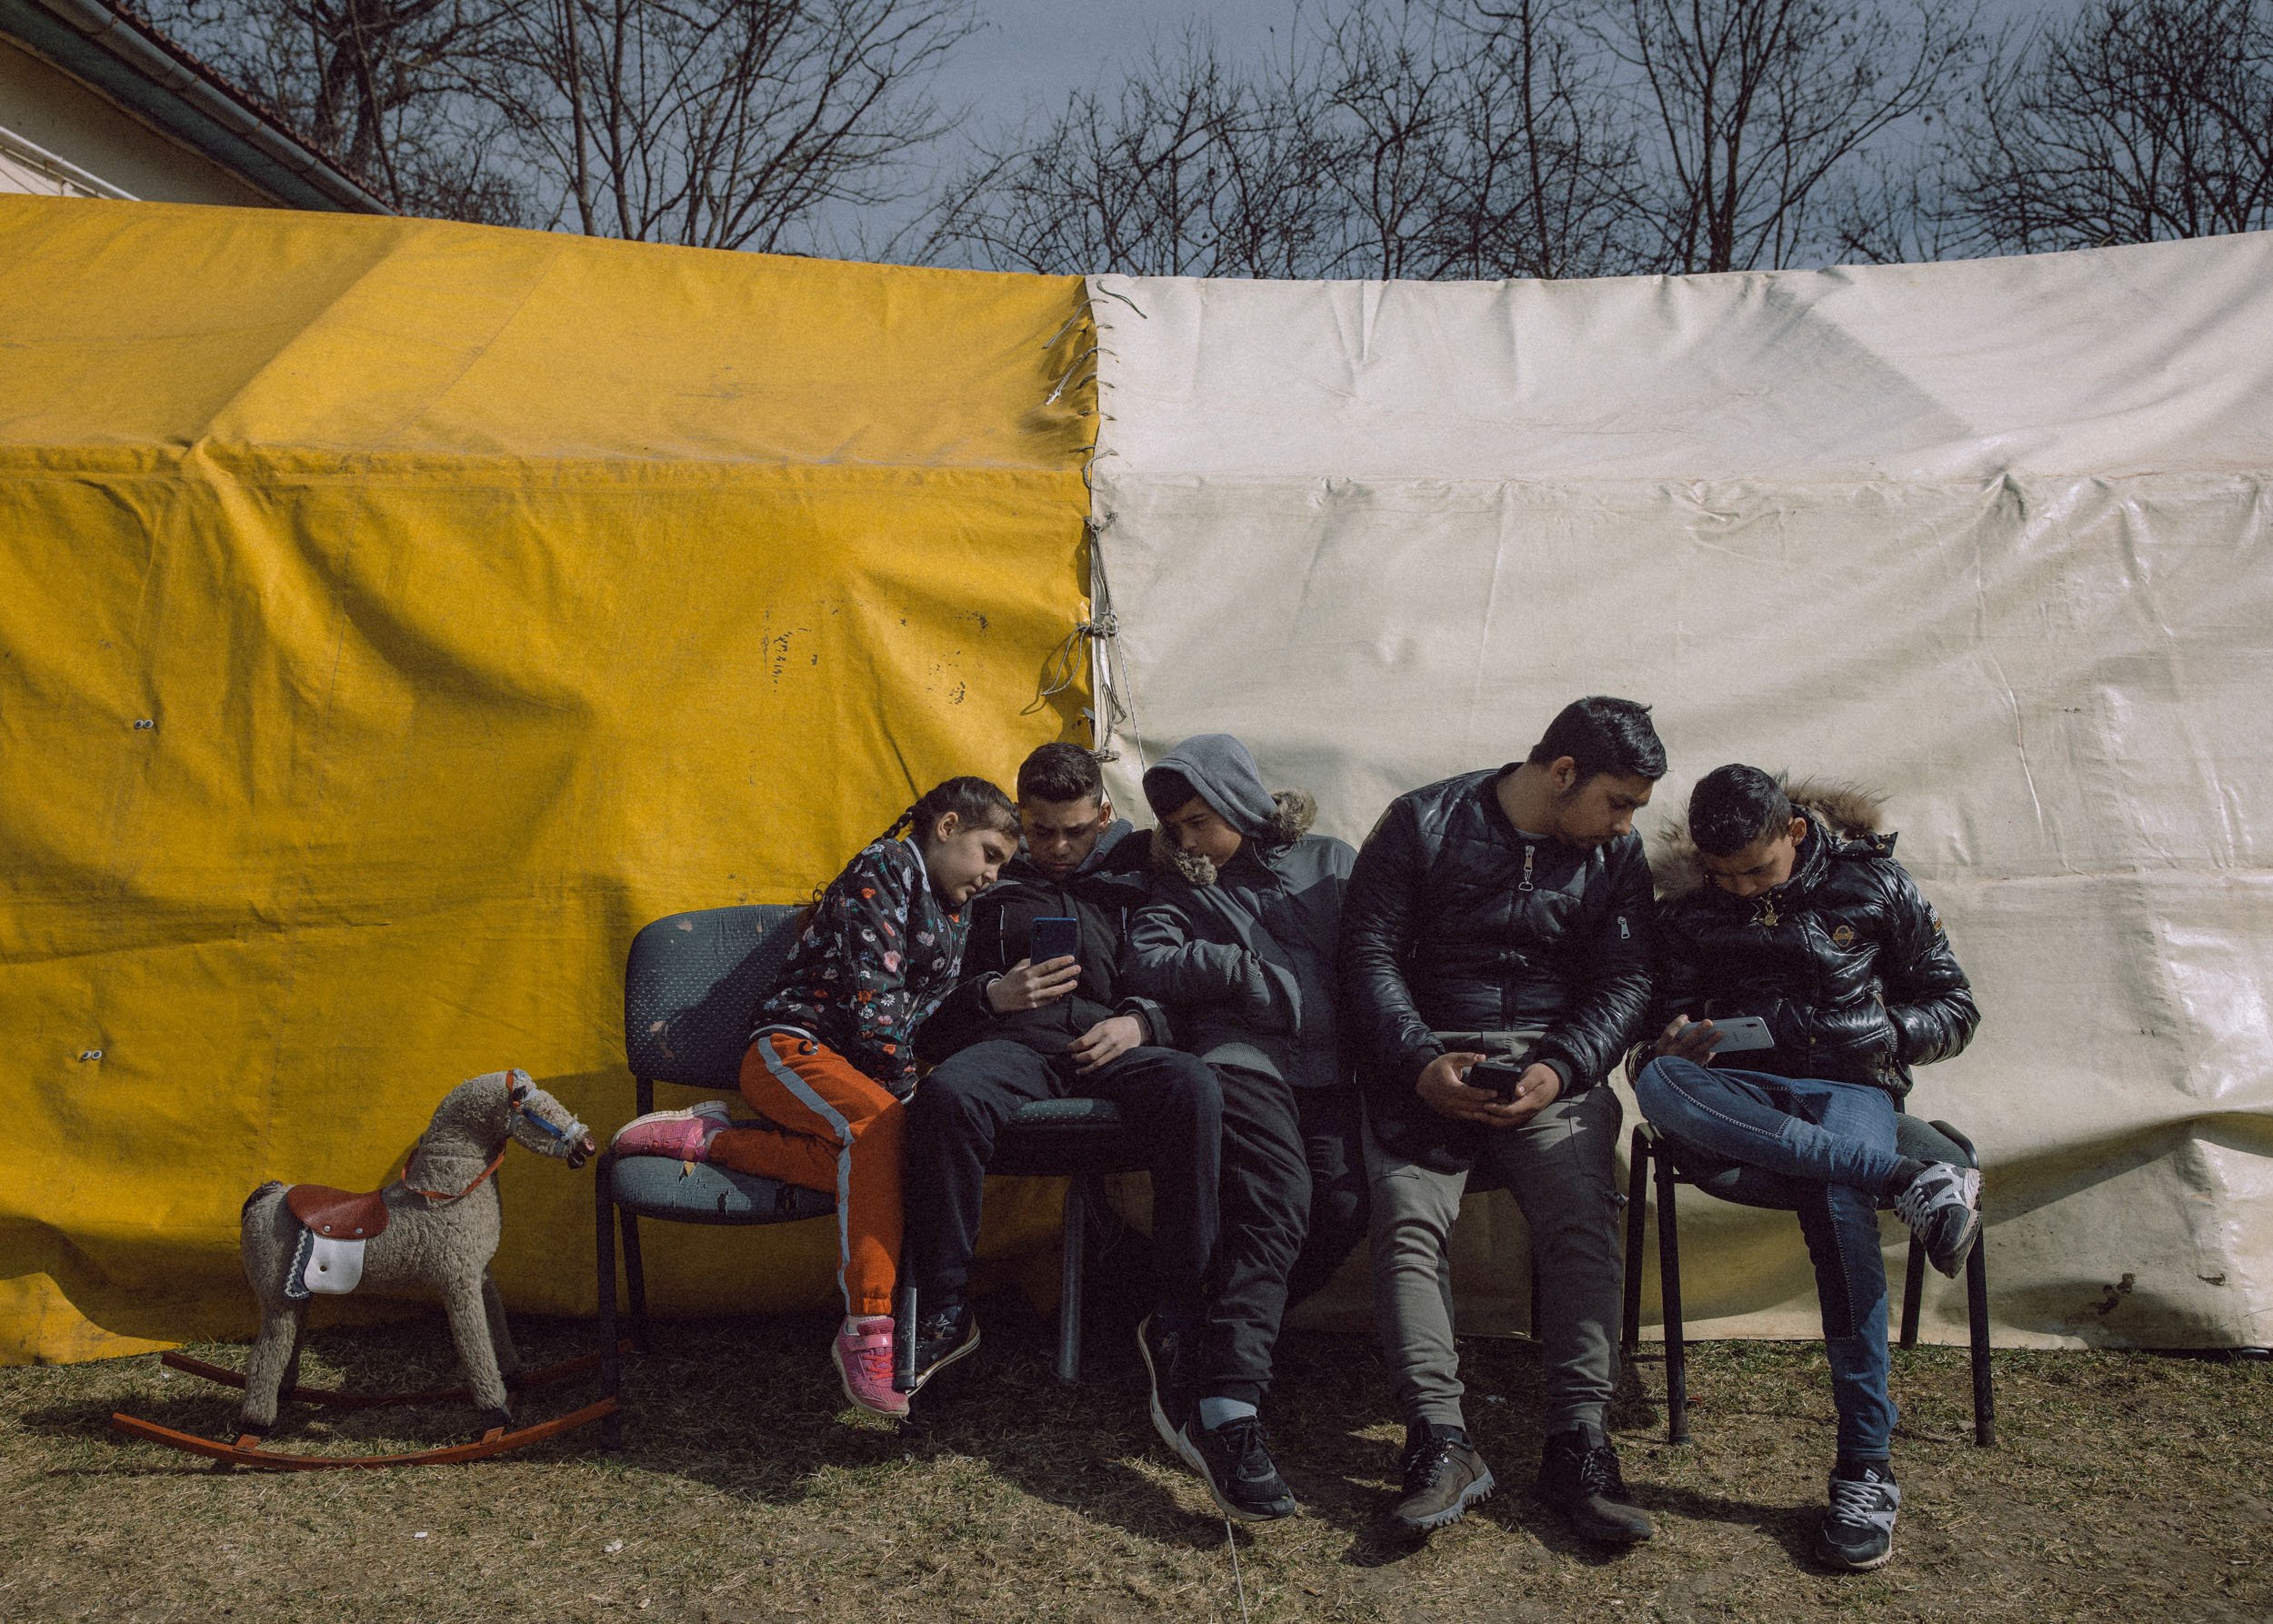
[[402, 1072, 515, 1191]]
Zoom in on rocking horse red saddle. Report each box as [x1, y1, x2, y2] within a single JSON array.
[[285, 1185, 391, 1240]]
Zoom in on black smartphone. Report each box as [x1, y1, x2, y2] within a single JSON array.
[[1028, 916, 1080, 966], [1467, 1045, 1544, 1102]]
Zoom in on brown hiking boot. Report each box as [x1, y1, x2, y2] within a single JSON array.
[[1535, 1426, 1653, 1547], [1388, 1423, 1496, 1534]]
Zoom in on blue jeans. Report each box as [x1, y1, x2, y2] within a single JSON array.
[[1633, 1056, 1904, 1458]]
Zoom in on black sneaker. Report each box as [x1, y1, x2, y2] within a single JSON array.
[[1136, 1314, 1189, 1454], [1534, 1427, 1653, 1547], [906, 1300, 980, 1394], [1388, 1422, 1496, 1534], [1177, 1413, 1299, 1522], [1816, 1459, 1900, 1570], [1891, 1162, 1983, 1278]]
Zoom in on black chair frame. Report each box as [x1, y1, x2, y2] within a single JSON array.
[[1618, 1118, 1995, 1449]]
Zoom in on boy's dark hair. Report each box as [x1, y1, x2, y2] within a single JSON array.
[[1688, 765, 1793, 857], [1143, 767, 1196, 820], [1526, 696, 1667, 783], [1016, 742, 1105, 806], [886, 776, 1019, 845]]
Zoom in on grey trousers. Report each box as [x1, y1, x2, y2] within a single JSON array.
[[1365, 1084, 1626, 1437]]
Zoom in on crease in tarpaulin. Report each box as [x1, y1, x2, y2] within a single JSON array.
[[1078, 276, 1143, 771]]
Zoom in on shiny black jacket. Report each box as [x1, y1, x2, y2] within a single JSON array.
[[915, 820, 1169, 1066], [1340, 767, 1656, 1170], [1652, 801, 1978, 1098]]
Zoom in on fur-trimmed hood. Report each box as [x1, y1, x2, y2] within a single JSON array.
[[1650, 777, 1890, 899], [1150, 788, 1317, 886]]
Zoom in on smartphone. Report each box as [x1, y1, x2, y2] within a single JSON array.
[[1701, 1015, 1774, 1054], [1028, 916, 1080, 966], [1467, 1057, 1527, 1102]]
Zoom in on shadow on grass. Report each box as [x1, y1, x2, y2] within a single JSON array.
[[32, 1316, 625, 1474], [60, 1298, 1779, 1569]]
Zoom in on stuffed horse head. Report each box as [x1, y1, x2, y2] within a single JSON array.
[[496, 1070, 596, 1168]]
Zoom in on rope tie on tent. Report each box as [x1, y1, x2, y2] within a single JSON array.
[[1031, 616, 1116, 713], [1093, 281, 1148, 320], [1046, 344, 1103, 406], [1073, 276, 1143, 774]]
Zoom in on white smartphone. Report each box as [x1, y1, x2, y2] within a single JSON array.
[[1701, 1015, 1773, 1054]]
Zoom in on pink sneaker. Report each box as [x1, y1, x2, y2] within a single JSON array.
[[833, 1316, 908, 1418], [610, 1099, 731, 1159]]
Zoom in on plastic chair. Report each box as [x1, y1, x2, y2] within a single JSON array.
[[596, 904, 1140, 1446], [1618, 1113, 1995, 1449]]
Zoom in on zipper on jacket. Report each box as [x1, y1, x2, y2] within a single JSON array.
[[1519, 844, 1536, 893]]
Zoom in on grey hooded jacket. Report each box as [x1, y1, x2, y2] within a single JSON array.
[[1123, 735, 1356, 1088]]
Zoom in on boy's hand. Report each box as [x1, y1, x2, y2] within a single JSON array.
[[1068, 1014, 1144, 1073], [1651, 1015, 1722, 1064], [1498, 1062, 1563, 1125], [1416, 1051, 1545, 1126], [988, 956, 1081, 1013]]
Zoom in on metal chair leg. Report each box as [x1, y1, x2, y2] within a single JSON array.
[[1654, 1148, 1689, 1445], [1927, 1118, 1996, 1448], [1056, 1176, 1088, 1385], [620, 1208, 652, 1355], [1621, 1128, 1650, 1356], [1967, 1218, 1996, 1447], [595, 1154, 623, 1451], [894, 1276, 919, 1394], [1899, 1232, 1927, 1348]]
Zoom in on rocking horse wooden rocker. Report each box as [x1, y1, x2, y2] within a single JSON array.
[[112, 1068, 618, 1469]]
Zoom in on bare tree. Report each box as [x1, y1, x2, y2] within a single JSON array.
[[1946, 0, 2273, 252], [1312, 0, 1457, 278], [924, 31, 1344, 276], [1609, 0, 1983, 273], [145, 0, 527, 219], [474, 0, 975, 249], [928, 1, 1645, 282], [1420, 0, 1647, 278]]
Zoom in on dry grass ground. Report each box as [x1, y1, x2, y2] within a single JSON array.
[[2, 1303, 2265, 1623]]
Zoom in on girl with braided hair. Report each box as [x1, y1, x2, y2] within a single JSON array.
[[613, 777, 1019, 1415]]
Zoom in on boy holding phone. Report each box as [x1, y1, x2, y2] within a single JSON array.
[[1637, 766, 1983, 1573], [905, 744, 1222, 1398], [1341, 697, 1664, 1545]]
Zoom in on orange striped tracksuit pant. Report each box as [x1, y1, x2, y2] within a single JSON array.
[[713, 1028, 904, 1320]]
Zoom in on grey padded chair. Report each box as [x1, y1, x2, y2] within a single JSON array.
[[596, 904, 1143, 1446], [1619, 1114, 1995, 1448]]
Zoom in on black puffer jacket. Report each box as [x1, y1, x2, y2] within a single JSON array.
[[1651, 785, 1978, 1098], [1340, 767, 1656, 1171], [914, 820, 1170, 1066]]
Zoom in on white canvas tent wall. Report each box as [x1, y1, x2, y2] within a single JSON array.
[[1086, 234, 2273, 1349]]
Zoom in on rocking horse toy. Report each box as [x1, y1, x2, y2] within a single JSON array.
[[113, 1068, 617, 1469]]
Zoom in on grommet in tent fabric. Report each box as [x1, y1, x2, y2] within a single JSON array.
[[79, 1049, 104, 1061], [133, 718, 155, 729]]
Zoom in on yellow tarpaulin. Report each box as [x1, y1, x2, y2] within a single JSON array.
[[0, 195, 1096, 1363]]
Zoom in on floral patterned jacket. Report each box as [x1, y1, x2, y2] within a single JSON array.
[[749, 837, 966, 1097]]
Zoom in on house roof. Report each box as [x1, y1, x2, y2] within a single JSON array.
[[0, 0, 390, 212]]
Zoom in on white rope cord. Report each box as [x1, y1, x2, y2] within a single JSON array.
[[1222, 1516, 1252, 1624]]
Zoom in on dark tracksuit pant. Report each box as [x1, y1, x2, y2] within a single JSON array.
[[1190, 1065, 1370, 1408], [904, 1039, 1223, 1326]]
